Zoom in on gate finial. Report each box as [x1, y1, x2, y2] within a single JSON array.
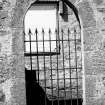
[[28, 28, 32, 35]]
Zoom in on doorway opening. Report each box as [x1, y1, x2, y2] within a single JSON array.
[[24, 1, 83, 105]]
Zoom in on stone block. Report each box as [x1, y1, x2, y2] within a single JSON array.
[[0, 11, 8, 20], [12, 28, 24, 55], [95, 74, 105, 98], [85, 75, 96, 97], [11, 77, 26, 105], [97, 7, 105, 13], [0, 78, 14, 104], [78, 1, 96, 28], [0, 55, 16, 84], [83, 28, 102, 51], [84, 51, 105, 75], [0, 43, 1, 52], [0, 3, 3, 10], [0, 90, 5, 102], [15, 64, 25, 78], [0, 28, 12, 55], [92, 0, 104, 5], [85, 74, 105, 105], [85, 97, 97, 105], [0, 28, 11, 36], [86, 97, 105, 105], [11, 5, 25, 28]]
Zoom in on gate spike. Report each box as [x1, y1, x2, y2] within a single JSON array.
[[61, 29, 64, 33], [74, 28, 77, 33], [28, 28, 32, 35], [35, 28, 38, 34], [42, 28, 44, 34], [68, 28, 70, 33], [55, 28, 57, 34], [48, 28, 51, 34]]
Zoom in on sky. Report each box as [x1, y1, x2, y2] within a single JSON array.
[[24, 4, 57, 52]]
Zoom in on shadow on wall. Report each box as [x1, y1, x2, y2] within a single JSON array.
[[25, 69, 82, 105], [0, 90, 5, 102], [60, 3, 68, 22], [61, 0, 81, 28]]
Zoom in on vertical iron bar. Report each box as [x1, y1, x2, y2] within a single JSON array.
[[29, 29, 33, 105], [55, 29, 60, 105], [67, 28, 73, 105], [61, 29, 66, 105], [74, 28, 79, 105], [42, 29, 47, 105], [29, 29, 32, 72], [49, 29, 53, 105], [35, 29, 39, 83]]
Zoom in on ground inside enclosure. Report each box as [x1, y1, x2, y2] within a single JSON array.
[[25, 70, 83, 105]]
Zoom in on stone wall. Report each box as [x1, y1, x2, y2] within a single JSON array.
[[0, 0, 28, 105], [0, 0, 104, 105], [78, 0, 105, 105]]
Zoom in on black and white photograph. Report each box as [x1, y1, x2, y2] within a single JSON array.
[[0, 0, 105, 105]]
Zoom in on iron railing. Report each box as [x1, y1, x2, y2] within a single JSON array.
[[24, 28, 82, 105], [24, 29, 60, 56]]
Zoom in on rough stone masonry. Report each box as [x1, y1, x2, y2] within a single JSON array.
[[0, 0, 105, 105]]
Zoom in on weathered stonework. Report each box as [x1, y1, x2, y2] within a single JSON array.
[[78, 1, 96, 28], [0, 0, 105, 105], [80, 0, 105, 105], [83, 28, 102, 51], [92, 0, 104, 5]]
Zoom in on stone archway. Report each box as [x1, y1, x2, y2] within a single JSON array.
[[0, 0, 84, 105], [1, 0, 104, 105], [22, 0, 83, 104], [11, 0, 84, 105], [12, 0, 104, 105]]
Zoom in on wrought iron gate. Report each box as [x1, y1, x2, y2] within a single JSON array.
[[24, 28, 82, 105]]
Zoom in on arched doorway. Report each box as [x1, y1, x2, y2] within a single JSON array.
[[24, 1, 83, 105]]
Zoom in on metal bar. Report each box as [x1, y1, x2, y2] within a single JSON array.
[[67, 28, 73, 105], [33, 78, 82, 81], [74, 28, 79, 105], [49, 29, 54, 105], [34, 1, 59, 4], [29, 29, 33, 72], [42, 29, 47, 105], [55, 29, 60, 105], [24, 52, 60, 56], [61, 29, 66, 105], [28, 67, 82, 71], [24, 39, 79, 42], [35, 29, 40, 83]]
